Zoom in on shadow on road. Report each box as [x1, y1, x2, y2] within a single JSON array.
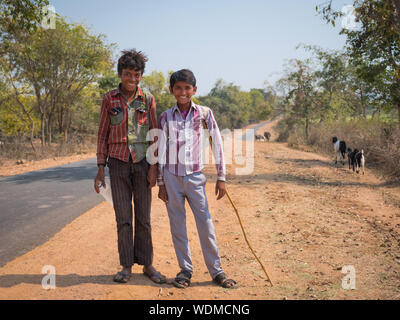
[[0, 274, 213, 288], [213, 172, 399, 189]]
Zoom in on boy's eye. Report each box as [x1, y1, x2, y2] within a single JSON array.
[[123, 72, 140, 78]]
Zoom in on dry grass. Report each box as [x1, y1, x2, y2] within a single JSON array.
[[276, 117, 400, 179], [0, 136, 97, 165]]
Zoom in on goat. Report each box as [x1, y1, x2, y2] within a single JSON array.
[[255, 134, 265, 141], [347, 148, 353, 170], [354, 149, 365, 174], [348, 148, 358, 172], [264, 131, 271, 141], [332, 136, 346, 165], [347, 148, 366, 174]]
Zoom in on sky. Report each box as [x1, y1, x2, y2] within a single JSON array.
[[49, 0, 351, 95]]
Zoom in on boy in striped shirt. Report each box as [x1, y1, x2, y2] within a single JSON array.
[[94, 49, 165, 284], [157, 69, 237, 289]]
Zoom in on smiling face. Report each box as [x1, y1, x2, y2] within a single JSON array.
[[119, 68, 142, 93], [169, 81, 197, 106]]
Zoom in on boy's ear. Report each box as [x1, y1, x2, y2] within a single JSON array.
[[193, 86, 197, 95], [169, 86, 173, 94]]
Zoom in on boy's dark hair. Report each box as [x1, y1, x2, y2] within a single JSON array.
[[170, 69, 196, 88], [117, 49, 148, 75]]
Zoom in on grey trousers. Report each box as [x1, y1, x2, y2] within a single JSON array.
[[108, 156, 153, 267], [163, 168, 224, 279]]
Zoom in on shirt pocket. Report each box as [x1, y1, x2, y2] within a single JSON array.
[[136, 108, 149, 125], [109, 107, 123, 125]]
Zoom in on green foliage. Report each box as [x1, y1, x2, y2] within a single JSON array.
[[98, 72, 119, 96], [141, 70, 176, 117], [317, 0, 400, 125], [0, 0, 49, 35], [198, 79, 273, 129], [0, 14, 115, 147], [140, 72, 275, 129]]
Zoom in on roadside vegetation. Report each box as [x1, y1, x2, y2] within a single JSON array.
[[1, 0, 399, 180]]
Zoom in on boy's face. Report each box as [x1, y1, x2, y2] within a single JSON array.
[[118, 68, 142, 92], [169, 81, 197, 105]]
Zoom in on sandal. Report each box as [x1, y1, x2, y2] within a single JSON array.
[[213, 272, 238, 289], [143, 267, 167, 284], [173, 270, 192, 288], [113, 271, 131, 283]]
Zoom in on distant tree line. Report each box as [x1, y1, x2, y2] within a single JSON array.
[[0, 1, 115, 154]]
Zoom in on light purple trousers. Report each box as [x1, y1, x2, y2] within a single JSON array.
[[163, 168, 224, 279]]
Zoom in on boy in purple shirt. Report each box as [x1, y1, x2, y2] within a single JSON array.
[[157, 69, 237, 289]]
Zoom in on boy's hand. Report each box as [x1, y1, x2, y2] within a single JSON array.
[[94, 166, 105, 193], [215, 180, 226, 200], [158, 185, 168, 204], [147, 165, 157, 189]]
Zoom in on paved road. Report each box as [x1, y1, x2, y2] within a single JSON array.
[[0, 158, 107, 268], [242, 119, 272, 140]]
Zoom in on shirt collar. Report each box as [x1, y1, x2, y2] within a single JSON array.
[[173, 100, 198, 114], [110, 83, 144, 98]]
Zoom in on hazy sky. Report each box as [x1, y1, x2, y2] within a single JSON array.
[[50, 0, 350, 95]]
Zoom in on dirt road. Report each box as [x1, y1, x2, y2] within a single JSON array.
[[1, 119, 400, 300]]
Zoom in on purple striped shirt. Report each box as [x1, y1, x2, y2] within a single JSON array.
[[157, 101, 226, 185]]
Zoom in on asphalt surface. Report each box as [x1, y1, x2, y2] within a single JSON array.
[[0, 158, 107, 268], [242, 120, 272, 140]]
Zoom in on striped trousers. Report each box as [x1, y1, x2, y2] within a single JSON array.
[[108, 156, 153, 267]]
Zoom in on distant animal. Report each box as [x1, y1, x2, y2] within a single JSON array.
[[347, 148, 365, 174], [332, 136, 346, 165], [264, 131, 271, 141], [347, 148, 354, 170], [255, 134, 265, 141], [354, 149, 365, 174]]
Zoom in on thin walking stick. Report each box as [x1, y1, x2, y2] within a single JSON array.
[[202, 119, 273, 286]]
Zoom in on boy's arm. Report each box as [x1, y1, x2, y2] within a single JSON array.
[[146, 95, 158, 188], [96, 95, 110, 166], [205, 109, 226, 181], [147, 95, 158, 164], [157, 112, 168, 186]]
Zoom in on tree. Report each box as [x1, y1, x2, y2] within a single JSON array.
[[317, 0, 400, 126], [0, 0, 49, 36], [98, 71, 119, 96], [141, 70, 176, 117], [278, 59, 318, 139], [1, 16, 114, 147]]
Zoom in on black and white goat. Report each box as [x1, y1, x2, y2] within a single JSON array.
[[264, 131, 271, 141], [348, 148, 365, 174], [347, 148, 354, 170], [255, 134, 265, 141], [332, 136, 346, 165]]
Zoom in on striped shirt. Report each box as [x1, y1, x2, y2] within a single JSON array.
[[96, 85, 157, 165], [157, 101, 226, 185]]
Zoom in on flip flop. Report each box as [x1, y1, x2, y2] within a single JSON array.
[[213, 272, 238, 289], [143, 268, 167, 284], [113, 271, 131, 283], [172, 270, 192, 289]]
